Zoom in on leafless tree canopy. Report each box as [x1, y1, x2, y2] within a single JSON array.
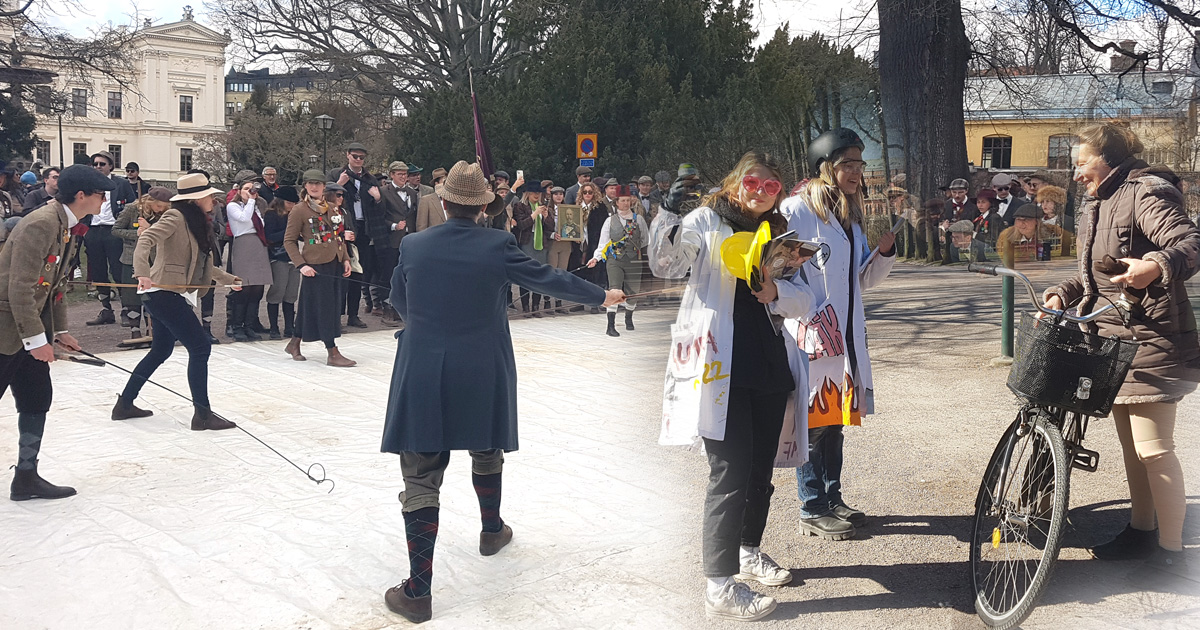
[[211, 0, 537, 109], [1, 0, 139, 95]]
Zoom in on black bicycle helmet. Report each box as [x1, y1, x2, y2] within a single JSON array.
[[807, 128, 865, 175]]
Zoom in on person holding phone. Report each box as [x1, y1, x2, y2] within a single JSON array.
[[780, 128, 895, 541], [650, 152, 815, 621], [224, 176, 274, 342], [114, 172, 244, 431]]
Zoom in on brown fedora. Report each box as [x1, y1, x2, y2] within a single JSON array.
[[437, 161, 495, 207]]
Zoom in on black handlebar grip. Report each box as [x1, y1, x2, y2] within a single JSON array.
[[967, 263, 999, 276]]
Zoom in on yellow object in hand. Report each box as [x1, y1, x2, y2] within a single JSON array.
[[719, 220, 772, 283]]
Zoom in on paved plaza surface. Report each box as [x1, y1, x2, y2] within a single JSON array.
[[1, 262, 1197, 629]]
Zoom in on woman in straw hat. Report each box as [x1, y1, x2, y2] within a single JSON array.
[[281, 170, 355, 367], [111, 172, 243, 431]]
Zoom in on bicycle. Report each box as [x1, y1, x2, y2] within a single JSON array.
[[966, 263, 1140, 630]]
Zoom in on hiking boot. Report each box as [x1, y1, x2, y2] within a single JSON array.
[[799, 514, 856, 540], [190, 408, 237, 431], [832, 503, 868, 528], [705, 581, 777, 622], [736, 550, 792, 586], [480, 523, 513, 556], [1090, 524, 1158, 561], [384, 580, 432, 624], [10, 461, 76, 501], [111, 395, 153, 420], [86, 308, 115, 326]]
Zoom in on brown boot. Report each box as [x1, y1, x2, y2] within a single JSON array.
[[284, 337, 306, 361], [384, 580, 432, 623], [190, 407, 237, 431], [326, 346, 357, 368], [111, 394, 154, 420]]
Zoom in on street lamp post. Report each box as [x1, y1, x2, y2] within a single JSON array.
[[315, 114, 334, 173]]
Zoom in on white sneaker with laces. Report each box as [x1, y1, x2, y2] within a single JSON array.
[[705, 581, 778, 621], [736, 549, 793, 586]]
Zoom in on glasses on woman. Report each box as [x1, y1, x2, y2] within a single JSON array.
[[834, 159, 867, 174], [741, 175, 782, 196]]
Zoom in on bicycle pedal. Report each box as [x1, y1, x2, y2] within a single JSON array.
[[1071, 447, 1099, 472]]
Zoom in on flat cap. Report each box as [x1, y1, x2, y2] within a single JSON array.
[[949, 220, 975, 234], [948, 178, 969, 190], [575, 165, 593, 176], [301, 169, 326, 183], [147, 186, 174, 203], [991, 173, 1013, 187], [346, 142, 368, 154], [638, 175, 654, 185], [1013, 203, 1042, 219], [324, 182, 346, 193], [388, 161, 409, 172], [494, 170, 510, 181], [58, 164, 117, 200]]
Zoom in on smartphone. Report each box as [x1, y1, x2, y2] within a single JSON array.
[[516, 169, 524, 181]]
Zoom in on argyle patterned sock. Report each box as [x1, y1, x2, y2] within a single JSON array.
[[403, 507, 439, 598], [473, 472, 504, 533], [16, 413, 47, 471]]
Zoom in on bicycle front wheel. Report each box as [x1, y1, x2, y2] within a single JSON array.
[[970, 409, 1069, 629]]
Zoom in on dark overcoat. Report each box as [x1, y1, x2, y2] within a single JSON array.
[[381, 217, 606, 453]]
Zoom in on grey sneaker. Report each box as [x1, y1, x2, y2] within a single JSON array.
[[705, 581, 778, 621], [736, 550, 793, 586]]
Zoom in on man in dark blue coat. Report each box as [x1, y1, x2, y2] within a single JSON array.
[[381, 160, 624, 623]]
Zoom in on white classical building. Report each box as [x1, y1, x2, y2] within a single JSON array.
[[19, 14, 229, 183]]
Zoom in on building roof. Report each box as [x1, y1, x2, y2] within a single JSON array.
[[964, 71, 1200, 121]]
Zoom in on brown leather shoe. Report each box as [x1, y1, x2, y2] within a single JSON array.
[[284, 337, 306, 361], [480, 523, 513, 556], [191, 408, 237, 431], [326, 347, 357, 368], [111, 395, 154, 420], [384, 581, 432, 623]]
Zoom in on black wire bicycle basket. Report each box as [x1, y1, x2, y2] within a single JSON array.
[[1008, 312, 1139, 417]]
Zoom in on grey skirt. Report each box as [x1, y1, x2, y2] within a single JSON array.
[[228, 233, 273, 286]]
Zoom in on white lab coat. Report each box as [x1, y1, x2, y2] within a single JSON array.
[[779, 195, 895, 426], [649, 206, 815, 467]]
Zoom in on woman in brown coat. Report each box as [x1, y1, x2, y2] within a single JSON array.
[[1045, 123, 1200, 566], [282, 170, 355, 367]]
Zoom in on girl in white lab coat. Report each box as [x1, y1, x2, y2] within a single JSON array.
[[650, 152, 815, 622], [780, 128, 896, 541]]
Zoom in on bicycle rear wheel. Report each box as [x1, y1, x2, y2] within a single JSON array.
[[971, 409, 1069, 629]]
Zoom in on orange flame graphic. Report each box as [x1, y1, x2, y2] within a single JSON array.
[[807, 374, 861, 428]]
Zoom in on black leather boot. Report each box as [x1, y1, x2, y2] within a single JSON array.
[[191, 407, 237, 431], [111, 394, 154, 420], [1090, 524, 1159, 560], [86, 308, 115, 326], [10, 461, 77, 501], [625, 310, 634, 331], [282, 302, 295, 338], [267, 303, 281, 340], [203, 320, 220, 345], [606, 312, 619, 337]]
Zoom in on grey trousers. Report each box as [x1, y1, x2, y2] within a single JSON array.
[[399, 449, 505, 512]]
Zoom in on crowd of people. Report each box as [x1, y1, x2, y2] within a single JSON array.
[[0, 121, 1196, 626]]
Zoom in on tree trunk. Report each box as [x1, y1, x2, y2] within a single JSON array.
[[878, 0, 970, 263]]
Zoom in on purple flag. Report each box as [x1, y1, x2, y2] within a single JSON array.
[[472, 91, 494, 179]]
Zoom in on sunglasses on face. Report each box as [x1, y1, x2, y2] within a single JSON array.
[[333, 193, 344, 197], [741, 175, 782, 196], [93, 162, 110, 167], [349, 154, 366, 160]]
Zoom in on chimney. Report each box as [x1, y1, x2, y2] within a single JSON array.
[[1110, 40, 1138, 73]]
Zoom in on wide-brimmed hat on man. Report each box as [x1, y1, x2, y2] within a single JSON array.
[[170, 172, 224, 201], [438, 161, 496, 207]]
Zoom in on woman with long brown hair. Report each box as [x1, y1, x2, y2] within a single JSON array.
[[579, 181, 610, 303], [651, 152, 815, 621]]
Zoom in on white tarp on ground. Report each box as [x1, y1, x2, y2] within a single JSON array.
[[0, 311, 700, 629]]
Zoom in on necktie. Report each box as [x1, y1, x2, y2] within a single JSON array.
[[252, 210, 267, 246], [532, 202, 543, 251]]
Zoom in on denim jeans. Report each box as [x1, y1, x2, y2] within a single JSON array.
[[796, 425, 845, 517], [121, 291, 212, 408]]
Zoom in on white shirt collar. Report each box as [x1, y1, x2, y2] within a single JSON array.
[[61, 202, 79, 228]]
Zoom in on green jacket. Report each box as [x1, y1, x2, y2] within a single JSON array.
[[0, 202, 78, 355]]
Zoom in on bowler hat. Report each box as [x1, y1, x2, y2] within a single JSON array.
[[274, 186, 300, 204], [1013, 203, 1041, 219], [388, 161, 408, 173], [58, 164, 118, 200], [301, 169, 327, 184], [438, 161, 496, 207], [169, 172, 223, 201], [346, 142, 368, 154]]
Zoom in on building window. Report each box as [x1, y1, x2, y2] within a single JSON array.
[[1151, 80, 1174, 95], [35, 141, 50, 164], [275, 102, 285, 115], [108, 145, 122, 169], [226, 102, 236, 117], [180, 148, 193, 172], [33, 86, 51, 115], [236, 102, 243, 112], [981, 135, 1012, 169], [1047, 134, 1078, 170], [317, 82, 326, 89], [179, 95, 194, 123], [71, 88, 87, 117], [300, 101, 311, 114], [72, 142, 88, 162], [107, 91, 122, 119]]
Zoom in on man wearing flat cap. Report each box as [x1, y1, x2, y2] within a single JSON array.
[[83, 150, 138, 327], [331, 142, 382, 326], [374, 160, 418, 325], [0, 165, 114, 501], [380, 160, 625, 624], [564, 165, 592, 205], [635, 175, 659, 219]]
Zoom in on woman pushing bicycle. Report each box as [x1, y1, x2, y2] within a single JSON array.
[[1044, 123, 1200, 567]]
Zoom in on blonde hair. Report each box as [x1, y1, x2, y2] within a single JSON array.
[[1036, 185, 1067, 208], [702, 151, 788, 234], [134, 194, 170, 222], [1078, 123, 1144, 166], [800, 153, 865, 231]]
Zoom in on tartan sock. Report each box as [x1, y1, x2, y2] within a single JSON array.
[[16, 413, 47, 471], [403, 507, 439, 598], [473, 472, 504, 533]]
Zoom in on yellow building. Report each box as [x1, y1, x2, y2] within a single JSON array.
[[964, 68, 1199, 173], [224, 68, 332, 120]]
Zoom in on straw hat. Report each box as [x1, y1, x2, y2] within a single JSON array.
[[170, 172, 224, 201], [437, 161, 495, 206]]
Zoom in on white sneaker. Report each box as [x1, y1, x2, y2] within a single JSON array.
[[736, 550, 793, 586], [705, 581, 778, 621]]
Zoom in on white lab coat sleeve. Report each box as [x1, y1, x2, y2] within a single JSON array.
[[769, 270, 817, 321], [649, 209, 705, 279], [592, 217, 613, 261], [858, 233, 895, 291]]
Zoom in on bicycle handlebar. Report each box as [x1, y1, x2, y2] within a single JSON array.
[[966, 263, 1120, 324]]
